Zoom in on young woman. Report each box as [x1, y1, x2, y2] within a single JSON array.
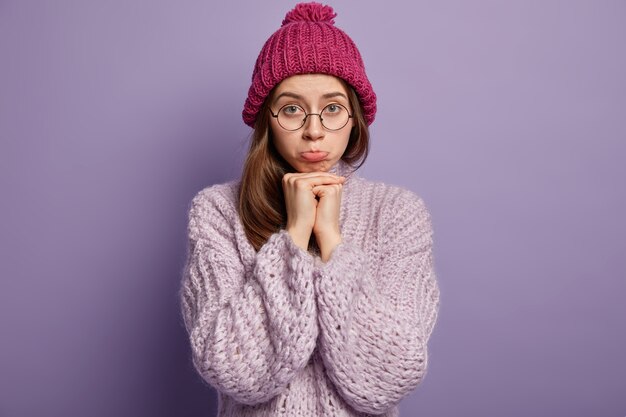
[[180, 3, 440, 416]]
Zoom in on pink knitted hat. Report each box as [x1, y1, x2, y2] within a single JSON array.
[[242, 2, 377, 127]]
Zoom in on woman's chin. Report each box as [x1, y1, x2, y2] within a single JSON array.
[[293, 160, 331, 173]]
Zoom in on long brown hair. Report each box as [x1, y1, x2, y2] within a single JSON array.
[[238, 82, 369, 251]]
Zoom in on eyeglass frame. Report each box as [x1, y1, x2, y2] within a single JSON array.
[[269, 103, 354, 131]]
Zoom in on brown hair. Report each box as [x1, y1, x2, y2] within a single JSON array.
[[238, 83, 369, 251]]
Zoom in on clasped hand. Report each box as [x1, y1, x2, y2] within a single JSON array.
[[283, 172, 344, 262]]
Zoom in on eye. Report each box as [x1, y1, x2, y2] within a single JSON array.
[[281, 105, 304, 116], [324, 103, 344, 114]]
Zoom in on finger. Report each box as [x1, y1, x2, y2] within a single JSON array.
[[283, 174, 345, 189], [283, 172, 345, 182], [312, 183, 343, 197]]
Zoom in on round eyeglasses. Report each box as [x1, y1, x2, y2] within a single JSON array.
[[269, 103, 353, 131]]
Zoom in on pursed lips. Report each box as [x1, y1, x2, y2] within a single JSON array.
[[300, 151, 329, 162]]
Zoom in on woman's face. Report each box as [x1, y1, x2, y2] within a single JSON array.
[[269, 74, 354, 173]]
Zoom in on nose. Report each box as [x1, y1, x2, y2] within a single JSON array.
[[302, 113, 325, 141]]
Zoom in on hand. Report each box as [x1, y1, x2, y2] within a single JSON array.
[[282, 172, 345, 251], [312, 183, 343, 262]]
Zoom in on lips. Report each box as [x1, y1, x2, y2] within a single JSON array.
[[301, 151, 329, 162]]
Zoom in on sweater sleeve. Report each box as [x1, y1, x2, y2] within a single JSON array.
[[313, 191, 440, 414], [180, 187, 318, 405]]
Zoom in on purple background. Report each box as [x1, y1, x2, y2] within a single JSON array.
[[1, 1, 625, 416]]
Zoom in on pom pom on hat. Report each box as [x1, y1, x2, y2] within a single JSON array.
[[243, 2, 377, 127], [282, 2, 336, 26]]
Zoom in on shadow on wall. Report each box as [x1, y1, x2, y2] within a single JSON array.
[[160, 314, 219, 417], [150, 174, 221, 416], [148, 116, 247, 417], [151, 184, 220, 416]]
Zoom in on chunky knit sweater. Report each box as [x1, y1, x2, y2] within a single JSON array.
[[180, 165, 440, 417]]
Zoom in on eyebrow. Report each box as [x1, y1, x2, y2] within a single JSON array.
[[273, 91, 349, 104]]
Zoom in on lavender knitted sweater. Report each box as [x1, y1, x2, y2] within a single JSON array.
[[180, 167, 440, 416]]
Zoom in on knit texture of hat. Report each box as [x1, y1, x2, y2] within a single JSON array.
[[242, 2, 377, 127]]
